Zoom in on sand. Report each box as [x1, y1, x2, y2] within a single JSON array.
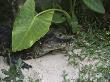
[[0, 53, 79, 82]]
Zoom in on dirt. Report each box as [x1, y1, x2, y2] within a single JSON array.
[[0, 53, 79, 82]]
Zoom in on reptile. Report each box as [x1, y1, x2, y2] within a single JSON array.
[[0, 25, 73, 68], [31, 27, 73, 58], [13, 26, 73, 59], [0, 0, 73, 69]]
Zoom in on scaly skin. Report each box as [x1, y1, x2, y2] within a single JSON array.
[[31, 28, 73, 58]]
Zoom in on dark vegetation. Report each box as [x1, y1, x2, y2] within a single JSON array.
[[0, 0, 110, 82]]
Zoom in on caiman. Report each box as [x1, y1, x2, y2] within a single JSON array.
[[0, 25, 73, 68]]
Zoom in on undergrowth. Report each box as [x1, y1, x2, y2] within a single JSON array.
[[0, 59, 40, 82], [0, 0, 110, 82], [68, 27, 110, 82]]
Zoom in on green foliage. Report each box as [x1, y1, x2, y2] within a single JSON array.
[[0, 59, 24, 82], [1, 0, 110, 82], [62, 71, 70, 82], [68, 28, 110, 82], [83, 0, 105, 14], [29, 79, 40, 82], [12, 0, 107, 52], [36, 0, 80, 33], [12, 0, 80, 52], [0, 59, 40, 82], [12, 0, 54, 52], [36, 0, 106, 34], [52, 12, 66, 24]]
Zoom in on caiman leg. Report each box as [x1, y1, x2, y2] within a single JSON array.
[[6, 54, 32, 69]]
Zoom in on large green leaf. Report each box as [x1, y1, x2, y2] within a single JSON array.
[[12, 0, 54, 52], [83, 0, 105, 14]]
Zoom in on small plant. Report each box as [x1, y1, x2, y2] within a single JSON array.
[[62, 71, 70, 82], [29, 79, 40, 82], [0, 58, 40, 82], [0, 58, 24, 82], [12, 0, 54, 52]]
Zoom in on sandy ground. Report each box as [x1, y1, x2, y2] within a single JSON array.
[[0, 53, 79, 82]]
